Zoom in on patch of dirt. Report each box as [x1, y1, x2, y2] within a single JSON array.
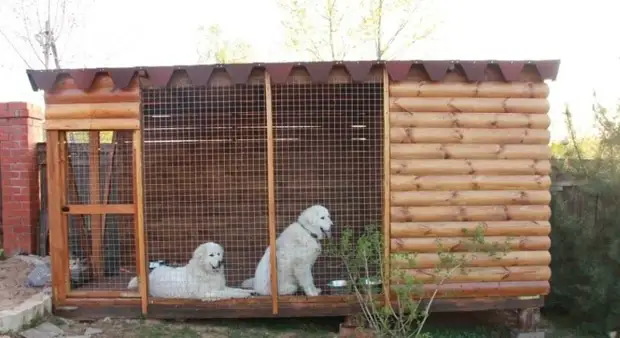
[[0, 257, 41, 311]]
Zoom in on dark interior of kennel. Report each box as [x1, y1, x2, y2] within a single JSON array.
[[137, 80, 384, 293]]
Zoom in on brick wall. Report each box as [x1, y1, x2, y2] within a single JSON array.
[[0, 102, 44, 256]]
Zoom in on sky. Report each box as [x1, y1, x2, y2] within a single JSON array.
[[0, 0, 618, 142]]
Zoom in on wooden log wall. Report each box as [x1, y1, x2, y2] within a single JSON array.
[[388, 70, 552, 299]]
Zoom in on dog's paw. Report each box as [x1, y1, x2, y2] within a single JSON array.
[[305, 287, 321, 297]]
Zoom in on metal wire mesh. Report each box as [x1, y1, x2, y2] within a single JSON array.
[[272, 74, 384, 296], [65, 131, 136, 291], [141, 80, 268, 299]]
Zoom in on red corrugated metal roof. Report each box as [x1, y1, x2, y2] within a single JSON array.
[[25, 60, 561, 91]]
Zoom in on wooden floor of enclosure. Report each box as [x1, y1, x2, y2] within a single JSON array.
[[62, 82, 384, 299]]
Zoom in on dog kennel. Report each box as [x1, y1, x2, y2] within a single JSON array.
[[26, 60, 559, 320]]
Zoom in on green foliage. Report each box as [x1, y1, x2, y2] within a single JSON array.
[[547, 97, 620, 334], [325, 224, 509, 338], [277, 0, 437, 61], [196, 24, 251, 64]]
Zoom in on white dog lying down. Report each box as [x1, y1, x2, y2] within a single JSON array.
[[241, 204, 333, 296], [127, 242, 254, 301]]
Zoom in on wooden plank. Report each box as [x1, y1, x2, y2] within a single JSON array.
[[58, 132, 71, 295], [46, 102, 140, 120], [99, 132, 118, 271], [265, 73, 279, 314], [382, 69, 391, 306], [63, 204, 135, 214], [46, 131, 66, 303], [133, 129, 149, 316], [68, 290, 140, 298], [45, 118, 140, 130], [88, 131, 103, 279]]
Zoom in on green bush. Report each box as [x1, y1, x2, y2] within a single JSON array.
[[547, 99, 620, 334]]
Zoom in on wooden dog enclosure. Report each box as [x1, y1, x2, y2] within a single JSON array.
[[27, 60, 559, 319]]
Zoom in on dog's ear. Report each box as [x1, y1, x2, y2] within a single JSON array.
[[298, 207, 314, 227], [192, 244, 207, 261]]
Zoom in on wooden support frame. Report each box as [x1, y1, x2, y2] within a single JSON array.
[[382, 69, 391, 305], [133, 129, 149, 315], [47, 131, 68, 303], [88, 131, 104, 279], [264, 72, 279, 314]]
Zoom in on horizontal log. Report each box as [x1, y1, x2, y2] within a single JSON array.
[[390, 175, 551, 191], [391, 205, 551, 222], [395, 266, 551, 283], [390, 128, 550, 145], [391, 190, 551, 207], [63, 204, 135, 214], [391, 251, 551, 269], [390, 97, 549, 114], [46, 102, 140, 120], [389, 82, 549, 98], [390, 112, 550, 130], [45, 118, 140, 130], [391, 159, 551, 175], [390, 144, 550, 160], [390, 221, 551, 237], [393, 281, 549, 299], [390, 236, 551, 253], [45, 75, 140, 104]]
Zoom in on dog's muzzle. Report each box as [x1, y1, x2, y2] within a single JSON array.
[[211, 260, 223, 270], [321, 228, 331, 239]]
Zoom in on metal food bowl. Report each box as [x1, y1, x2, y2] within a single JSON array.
[[327, 279, 349, 295], [358, 277, 382, 293]]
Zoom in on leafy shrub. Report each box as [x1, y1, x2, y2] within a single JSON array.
[[547, 99, 620, 334]]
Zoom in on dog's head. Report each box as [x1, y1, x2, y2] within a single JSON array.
[[191, 242, 224, 273], [298, 204, 333, 240]]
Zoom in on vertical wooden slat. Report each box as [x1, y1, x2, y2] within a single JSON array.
[[99, 133, 118, 261], [47, 131, 68, 302], [382, 69, 391, 306], [88, 131, 103, 279], [133, 129, 149, 315], [264, 72, 279, 314]]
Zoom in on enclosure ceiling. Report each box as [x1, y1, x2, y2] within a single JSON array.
[[26, 60, 561, 91]]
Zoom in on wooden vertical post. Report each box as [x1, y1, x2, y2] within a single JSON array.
[[88, 131, 103, 279], [264, 72, 279, 314], [382, 69, 391, 306], [47, 131, 68, 302], [133, 129, 149, 315]]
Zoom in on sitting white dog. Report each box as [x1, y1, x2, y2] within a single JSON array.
[[127, 242, 254, 301], [241, 204, 333, 296]]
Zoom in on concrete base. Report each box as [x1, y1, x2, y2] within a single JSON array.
[[0, 292, 52, 333], [510, 329, 545, 338]]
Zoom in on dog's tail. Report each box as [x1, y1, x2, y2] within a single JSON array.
[[127, 276, 138, 289], [241, 278, 254, 289]]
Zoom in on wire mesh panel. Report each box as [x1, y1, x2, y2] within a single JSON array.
[[142, 78, 268, 300], [272, 70, 384, 296], [64, 131, 136, 292]]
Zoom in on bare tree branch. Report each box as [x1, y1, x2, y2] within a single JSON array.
[[0, 27, 33, 68]]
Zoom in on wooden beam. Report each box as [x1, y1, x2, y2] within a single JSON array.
[[133, 129, 149, 316], [45, 118, 140, 130], [46, 131, 66, 303], [62, 204, 135, 214], [89, 131, 103, 279], [99, 132, 118, 265], [265, 72, 279, 314], [68, 290, 140, 298], [382, 69, 391, 306], [46, 102, 140, 120]]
